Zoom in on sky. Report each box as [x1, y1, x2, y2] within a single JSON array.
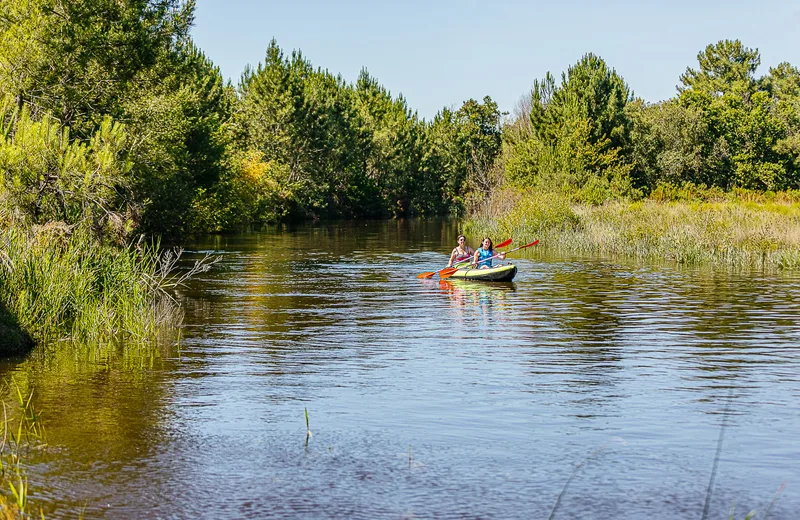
[[190, 0, 800, 120]]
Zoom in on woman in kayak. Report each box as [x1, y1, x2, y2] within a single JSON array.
[[473, 237, 506, 269], [447, 235, 475, 267]]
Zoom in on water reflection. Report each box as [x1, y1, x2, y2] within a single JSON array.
[[438, 279, 515, 309], [0, 341, 178, 517], [0, 220, 797, 519]]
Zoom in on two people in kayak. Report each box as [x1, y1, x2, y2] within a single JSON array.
[[448, 236, 506, 269]]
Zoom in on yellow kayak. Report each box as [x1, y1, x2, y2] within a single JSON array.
[[447, 263, 517, 282]]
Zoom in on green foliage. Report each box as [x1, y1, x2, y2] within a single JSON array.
[[649, 182, 725, 202], [0, 97, 134, 239], [421, 97, 503, 214], [504, 54, 637, 204], [230, 40, 488, 222], [467, 189, 800, 269], [234, 42, 378, 219], [0, 223, 181, 344], [530, 53, 630, 150], [626, 98, 711, 190], [355, 69, 423, 215], [0, 0, 195, 134], [421, 108, 460, 212], [679, 39, 760, 97], [761, 62, 800, 101], [0, 0, 230, 238], [497, 190, 580, 239], [625, 40, 800, 195], [192, 150, 292, 231]]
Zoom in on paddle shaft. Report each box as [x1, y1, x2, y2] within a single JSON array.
[[472, 239, 539, 266]]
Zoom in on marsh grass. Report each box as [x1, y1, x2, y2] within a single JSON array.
[[0, 382, 48, 519], [0, 223, 217, 350], [465, 189, 800, 269]]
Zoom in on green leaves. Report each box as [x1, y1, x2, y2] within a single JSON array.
[[505, 53, 636, 203], [0, 98, 132, 231], [679, 39, 761, 98]]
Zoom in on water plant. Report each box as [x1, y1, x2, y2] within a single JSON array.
[[0, 381, 48, 519], [304, 407, 312, 449], [0, 223, 217, 352], [547, 437, 625, 520]]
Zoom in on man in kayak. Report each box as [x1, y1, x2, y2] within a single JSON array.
[[473, 237, 506, 268], [447, 235, 475, 267]]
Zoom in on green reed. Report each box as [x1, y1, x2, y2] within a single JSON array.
[[465, 189, 800, 269], [0, 381, 48, 519], [0, 223, 216, 351]]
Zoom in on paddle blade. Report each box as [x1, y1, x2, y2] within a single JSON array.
[[495, 238, 512, 249], [438, 267, 458, 279], [416, 271, 436, 279]]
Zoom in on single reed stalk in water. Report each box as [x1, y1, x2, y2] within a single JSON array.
[[761, 483, 786, 520], [547, 438, 624, 520], [702, 389, 733, 520], [304, 407, 312, 449]]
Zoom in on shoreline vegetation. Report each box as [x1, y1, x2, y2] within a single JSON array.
[[0, 223, 217, 355], [466, 185, 800, 269], [1, 0, 800, 354]]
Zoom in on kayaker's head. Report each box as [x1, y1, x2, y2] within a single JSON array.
[[457, 234, 466, 245], [481, 237, 493, 250]]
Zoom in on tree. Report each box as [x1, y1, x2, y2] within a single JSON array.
[[455, 96, 503, 194], [504, 54, 636, 203], [0, 97, 133, 238], [761, 62, 800, 101], [0, 0, 195, 135], [679, 39, 760, 98], [530, 53, 631, 151]]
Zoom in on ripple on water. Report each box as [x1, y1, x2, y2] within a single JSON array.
[[15, 223, 800, 519]]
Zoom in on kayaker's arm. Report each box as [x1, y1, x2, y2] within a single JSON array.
[[447, 248, 457, 267]]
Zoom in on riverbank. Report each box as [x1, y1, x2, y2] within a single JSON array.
[[0, 224, 191, 355], [464, 187, 800, 269]]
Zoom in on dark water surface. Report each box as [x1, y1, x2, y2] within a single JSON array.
[[3, 219, 800, 519]]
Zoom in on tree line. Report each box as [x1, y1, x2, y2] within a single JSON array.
[[0, 0, 501, 242], [503, 40, 800, 205], [1, 1, 798, 246]]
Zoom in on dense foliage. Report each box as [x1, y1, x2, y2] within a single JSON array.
[[7, 1, 794, 238], [0, 3, 798, 240], [501, 39, 800, 204]]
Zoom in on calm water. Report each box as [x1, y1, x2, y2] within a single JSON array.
[[2, 219, 800, 519]]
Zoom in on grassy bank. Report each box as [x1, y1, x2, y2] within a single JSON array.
[[464, 188, 800, 269], [0, 224, 198, 354]]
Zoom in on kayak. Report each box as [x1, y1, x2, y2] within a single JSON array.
[[447, 263, 517, 282]]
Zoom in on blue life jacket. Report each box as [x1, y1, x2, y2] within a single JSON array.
[[476, 248, 493, 267]]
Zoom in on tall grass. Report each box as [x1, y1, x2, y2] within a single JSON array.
[[0, 382, 48, 519], [465, 188, 800, 269], [0, 223, 206, 349]]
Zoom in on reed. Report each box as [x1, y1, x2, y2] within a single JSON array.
[[0, 382, 47, 519], [0, 223, 216, 351], [465, 189, 800, 269]]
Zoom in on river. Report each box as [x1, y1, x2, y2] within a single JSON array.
[[1, 219, 799, 519]]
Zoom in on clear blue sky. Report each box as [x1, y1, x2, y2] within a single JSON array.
[[191, 0, 800, 120]]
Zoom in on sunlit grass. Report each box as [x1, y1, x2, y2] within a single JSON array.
[[0, 223, 217, 350], [465, 188, 800, 269]]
